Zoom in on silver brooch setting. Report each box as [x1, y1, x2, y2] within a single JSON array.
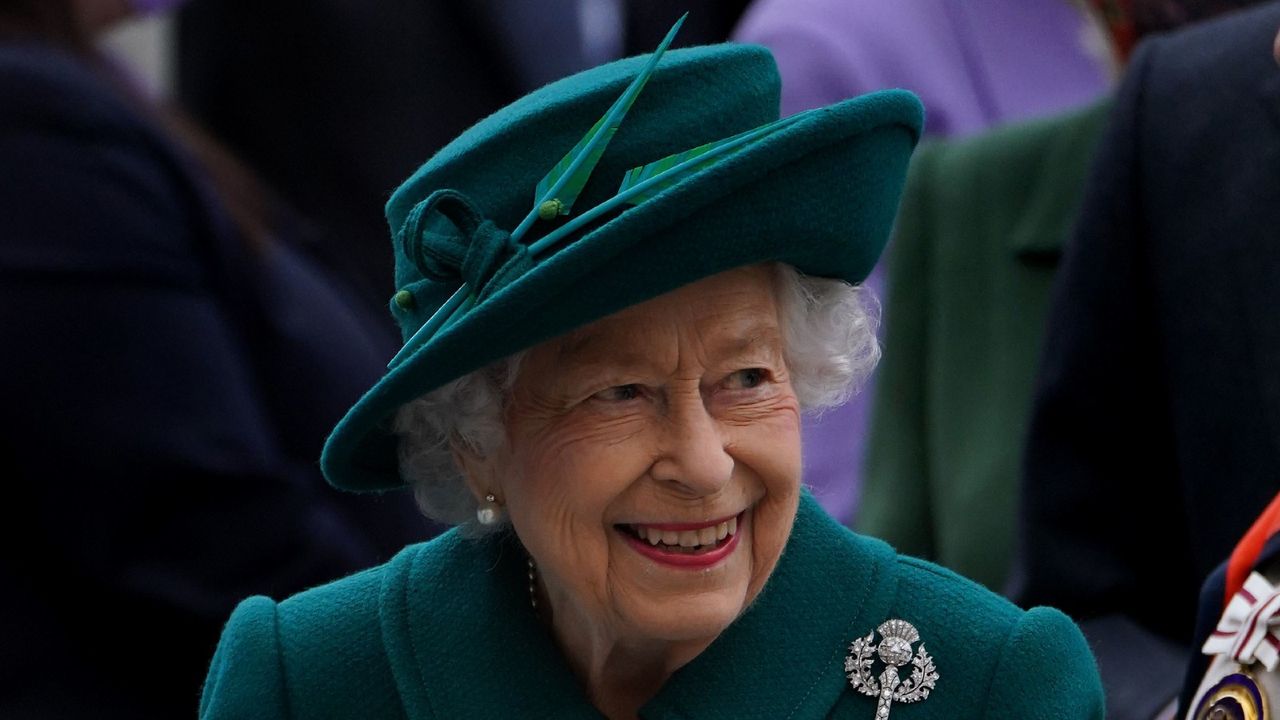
[[845, 619, 939, 718]]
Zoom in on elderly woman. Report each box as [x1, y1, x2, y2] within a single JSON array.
[[200, 33, 1104, 720]]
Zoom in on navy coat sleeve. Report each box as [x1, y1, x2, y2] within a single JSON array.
[[0, 47, 411, 718]]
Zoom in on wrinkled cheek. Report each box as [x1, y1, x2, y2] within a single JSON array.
[[540, 529, 612, 607], [745, 415, 804, 498], [748, 499, 798, 600], [508, 478, 584, 563], [505, 450, 614, 600], [778, 440, 803, 493], [780, 409, 804, 474], [509, 500, 612, 615], [743, 399, 802, 473]]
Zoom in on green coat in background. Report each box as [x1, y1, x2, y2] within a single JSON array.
[[858, 101, 1112, 592], [200, 493, 1103, 719]]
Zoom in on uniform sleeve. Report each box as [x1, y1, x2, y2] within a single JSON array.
[[857, 143, 939, 559], [200, 597, 291, 720], [982, 607, 1105, 719]]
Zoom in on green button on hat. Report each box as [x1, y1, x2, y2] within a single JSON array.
[[322, 17, 924, 493]]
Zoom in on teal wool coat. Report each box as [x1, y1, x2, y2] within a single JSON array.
[[200, 494, 1103, 718]]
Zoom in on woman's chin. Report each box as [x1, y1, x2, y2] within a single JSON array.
[[604, 533, 756, 643], [614, 586, 750, 645]]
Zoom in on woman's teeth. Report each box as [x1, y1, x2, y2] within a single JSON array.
[[627, 517, 738, 552]]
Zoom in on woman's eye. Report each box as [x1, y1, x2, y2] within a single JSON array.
[[592, 384, 641, 402], [724, 368, 768, 390]]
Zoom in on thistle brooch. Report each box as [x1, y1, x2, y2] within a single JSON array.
[[845, 619, 940, 718]]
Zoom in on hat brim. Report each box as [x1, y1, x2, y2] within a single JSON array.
[[322, 89, 922, 493]]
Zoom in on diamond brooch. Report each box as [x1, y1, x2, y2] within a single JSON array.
[[845, 619, 939, 718]]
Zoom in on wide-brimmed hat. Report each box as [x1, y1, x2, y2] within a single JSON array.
[[321, 28, 923, 494]]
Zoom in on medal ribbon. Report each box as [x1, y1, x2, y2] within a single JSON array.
[[1203, 571, 1280, 670], [1225, 492, 1280, 606]]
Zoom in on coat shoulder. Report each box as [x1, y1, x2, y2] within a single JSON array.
[[200, 547, 425, 720], [0, 42, 212, 278], [275, 559, 409, 718], [894, 554, 1022, 628], [879, 556, 1105, 719], [1139, 1, 1280, 90], [912, 103, 1075, 183], [0, 43, 127, 130], [908, 100, 1110, 240]]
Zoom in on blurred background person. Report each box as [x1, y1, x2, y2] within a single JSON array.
[[859, 91, 1114, 595], [1011, 1, 1280, 717], [623, 0, 750, 55], [856, 0, 1256, 601], [1176, 29, 1280, 717], [0, 1, 434, 716], [175, 0, 755, 335], [177, 0, 592, 335], [733, 0, 1111, 524]]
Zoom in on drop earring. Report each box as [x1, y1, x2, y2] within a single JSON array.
[[476, 493, 503, 526], [527, 557, 538, 610]]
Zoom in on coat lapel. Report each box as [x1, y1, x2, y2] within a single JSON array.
[[1005, 99, 1112, 263], [381, 530, 602, 719], [1250, 73, 1280, 459]]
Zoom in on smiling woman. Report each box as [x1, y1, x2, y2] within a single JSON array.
[[391, 263, 875, 715], [465, 267, 807, 713], [199, 31, 1105, 720]]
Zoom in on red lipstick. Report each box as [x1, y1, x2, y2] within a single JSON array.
[[631, 513, 739, 532], [618, 512, 745, 569]]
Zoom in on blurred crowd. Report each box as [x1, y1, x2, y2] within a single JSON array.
[[1, 0, 1278, 718]]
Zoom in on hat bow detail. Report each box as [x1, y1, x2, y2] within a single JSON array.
[[399, 189, 533, 303]]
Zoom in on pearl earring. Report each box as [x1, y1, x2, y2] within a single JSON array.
[[476, 493, 502, 526]]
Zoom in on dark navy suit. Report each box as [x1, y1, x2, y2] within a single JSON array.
[[0, 43, 433, 718], [1012, 3, 1280, 717], [176, 0, 591, 322]]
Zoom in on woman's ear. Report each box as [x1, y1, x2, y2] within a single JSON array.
[[451, 438, 503, 504]]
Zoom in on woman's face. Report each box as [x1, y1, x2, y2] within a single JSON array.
[[477, 265, 802, 647]]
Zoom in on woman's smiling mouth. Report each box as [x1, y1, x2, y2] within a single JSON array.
[[616, 512, 745, 568]]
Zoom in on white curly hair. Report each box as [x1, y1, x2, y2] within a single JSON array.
[[392, 262, 880, 536]]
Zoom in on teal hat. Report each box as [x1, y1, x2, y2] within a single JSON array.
[[321, 30, 924, 493]]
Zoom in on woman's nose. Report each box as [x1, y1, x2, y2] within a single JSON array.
[[649, 394, 734, 496]]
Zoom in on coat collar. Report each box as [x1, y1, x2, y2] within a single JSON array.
[[379, 492, 898, 719], [1005, 98, 1113, 263]]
